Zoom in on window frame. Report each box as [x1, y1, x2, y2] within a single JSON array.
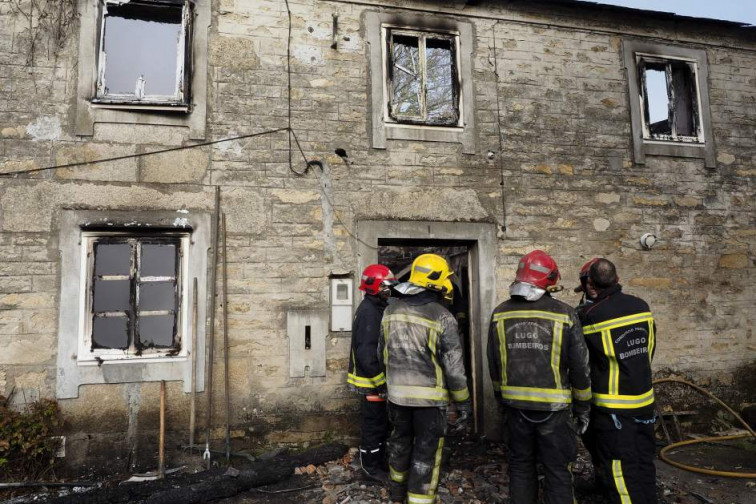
[[92, 0, 193, 110], [78, 231, 190, 363], [74, 0, 210, 139], [623, 40, 716, 168], [637, 55, 702, 143], [57, 210, 211, 399], [383, 27, 462, 127], [366, 11, 476, 154]]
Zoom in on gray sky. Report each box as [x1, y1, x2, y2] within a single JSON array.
[[594, 0, 756, 25]]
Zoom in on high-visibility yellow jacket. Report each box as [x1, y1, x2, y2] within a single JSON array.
[[378, 290, 470, 407], [578, 284, 656, 415], [487, 294, 591, 412]]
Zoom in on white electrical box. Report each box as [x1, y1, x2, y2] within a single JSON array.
[[330, 277, 353, 331]]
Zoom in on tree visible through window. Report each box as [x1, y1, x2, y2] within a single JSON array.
[[639, 56, 701, 143], [87, 234, 184, 357], [387, 29, 459, 126], [94, 0, 192, 107]]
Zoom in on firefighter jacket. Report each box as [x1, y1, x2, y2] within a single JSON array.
[[378, 290, 470, 407], [347, 294, 388, 394], [487, 294, 591, 412], [578, 284, 656, 415]]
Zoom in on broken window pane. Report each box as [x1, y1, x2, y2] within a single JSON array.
[[641, 57, 701, 142], [137, 314, 175, 348], [391, 35, 422, 117], [92, 315, 129, 349], [670, 62, 697, 137], [644, 66, 671, 136], [388, 30, 459, 126], [93, 279, 131, 312], [139, 281, 177, 311], [94, 242, 131, 276], [426, 38, 457, 124], [141, 243, 177, 277]]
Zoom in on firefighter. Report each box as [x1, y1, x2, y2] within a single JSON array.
[[378, 254, 471, 504], [347, 264, 397, 482], [575, 257, 600, 307], [487, 250, 591, 504], [578, 258, 657, 504]]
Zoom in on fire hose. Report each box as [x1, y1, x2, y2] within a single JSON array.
[[653, 377, 756, 478]]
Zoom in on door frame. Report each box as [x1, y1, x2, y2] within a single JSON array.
[[356, 220, 499, 438]]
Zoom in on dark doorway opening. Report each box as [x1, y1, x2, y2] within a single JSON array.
[[378, 238, 476, 427]]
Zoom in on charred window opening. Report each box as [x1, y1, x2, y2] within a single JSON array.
[[638, 56, 702, 143], [386, 29, 460, 126], [87, 233, 185, 358], [94, 0, 192, 109]]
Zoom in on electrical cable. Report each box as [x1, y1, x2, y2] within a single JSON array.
[[284, 0, 306, 177], [491, 21, 507, 233], [280, 2, 376, 251], [290, 139, 378, 251], [653, 377, 756, 478], [0, 127, 290, 178]]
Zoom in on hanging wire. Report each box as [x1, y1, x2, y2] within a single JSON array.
[[492, 21, 507, 232], [0, 128, 289, 178], [284, 0, 306, 176]]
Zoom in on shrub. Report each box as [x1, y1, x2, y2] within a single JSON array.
[[0, 393, 61, 480]]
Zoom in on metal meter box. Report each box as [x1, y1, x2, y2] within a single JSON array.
[[330, 277, 353, 331]]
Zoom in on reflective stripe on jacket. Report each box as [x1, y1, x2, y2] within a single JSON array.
[[487, 295, 591, 412], [378, 290, 470, 407], [347, 295, 387, 394], [578, 284, 656, 415]]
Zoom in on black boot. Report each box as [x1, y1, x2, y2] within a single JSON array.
[[388, 481, 407, 503], [360, 445, 389, 483]]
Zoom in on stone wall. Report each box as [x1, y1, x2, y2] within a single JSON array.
[[0, 0, 753, 470]]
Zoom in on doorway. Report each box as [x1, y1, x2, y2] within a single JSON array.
[[378, 239, 474, 404], [356, 221, 499, 438]]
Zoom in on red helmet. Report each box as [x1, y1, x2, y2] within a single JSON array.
[[515, 250, 560, 289], [359, 264, 397, 296], [575, 257, 600, 293]]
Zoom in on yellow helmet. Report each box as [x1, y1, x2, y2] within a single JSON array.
[[442, 278, 453, 301], [409, 254, 453, 291]]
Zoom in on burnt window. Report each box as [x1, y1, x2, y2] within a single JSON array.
[[638, 56, 702, 143], [386, 29, 460, 126], [94, 0, 192, 109], [85, 233, 186, 358]]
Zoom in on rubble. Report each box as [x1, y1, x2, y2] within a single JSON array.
[[219, 433, 755, 504]]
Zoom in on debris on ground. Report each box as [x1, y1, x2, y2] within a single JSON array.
[[220, 434, 755, 504], [6, 436, 755, 504]]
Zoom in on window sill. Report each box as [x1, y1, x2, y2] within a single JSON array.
[[78, 355, 188, 366], [383, 121, 473, 153], [641, 140, 710, 161], [91, 100, 190, 113]]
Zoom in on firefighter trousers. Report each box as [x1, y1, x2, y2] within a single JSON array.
[[359, 395, 389, 471], [506, 408, 577, 504], [387, 403, 447, 504], [583, 410, 657, 504]]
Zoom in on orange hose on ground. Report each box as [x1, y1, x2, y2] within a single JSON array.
[[653, 378, 756, 479], [659, 435, 756, 478]]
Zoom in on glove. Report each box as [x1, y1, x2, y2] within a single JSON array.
[[448, 401, 472, 435], [456, 400, 472, 425], [573, 403, 590, 435]]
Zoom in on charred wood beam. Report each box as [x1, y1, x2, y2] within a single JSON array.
[[44, 443, 347, 504]]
